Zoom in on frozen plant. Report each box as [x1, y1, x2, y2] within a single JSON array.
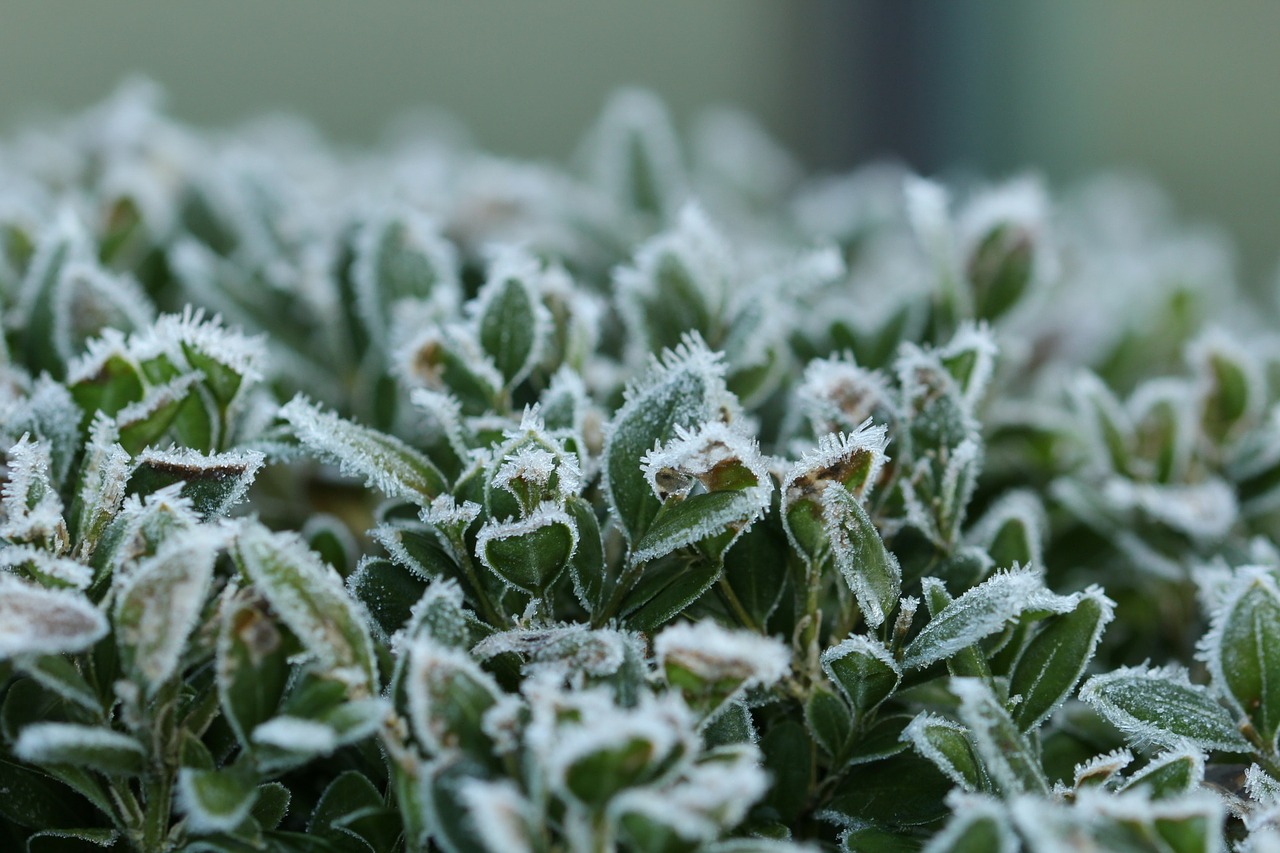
[[1, 81, 1280, 852]]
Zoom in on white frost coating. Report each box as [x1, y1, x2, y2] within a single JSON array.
[[655, 620, 790, 691], [641, 420, 771, 508], [1079, 663, 1250, 752], [472, 624, 636, 679], [1102, 476, 1237, 543], [113, 371, 202, 428], [1188, 326, 1267, 426], [616, 331, 735, 416], [0, 544, 92, 589], [280, 395, 441, 504], [1122, 747, 1204, 794], [0, 574, 107, 659], [419, 494, 481, 536], [13, 722, 144, 765], [406, 636, 503, 754], [50, 260, 154, 363], [957, 175, 1049, 253], [1072, 747, 1133, 790], [1068, 371, 1134, 474], [132, 306, 267, 386], [408, 387, 471, 461], [73, 415, 133, 559], [113, 528, 221, 692], [585, 87, 686, 218], [475, 502, 579, 579], [901, 567, 1068, 671], [490, 409, 583, 503], [783, 420, 891, 505], [393, 322, 504, 396], [821, 634, 900, 679], [469, 244, 553, 385], [480, 694, 525, 756], [251, 717, 339, 754], [821, 486, 901, 629], [938, 321, 999, 410], [1248, 764, 1280, 805], [134, 445, 265, 515], [0, 434, 67, 549], [457, 779, 536, 853], [351, 208, 460, 340], [965, 489, 1047, 568], [12, 207, 89, 328], [794, 354, 890, 437], [235, 522, 376, 689], [900, 713, 979, 791], [951, 676, 1048, 796]]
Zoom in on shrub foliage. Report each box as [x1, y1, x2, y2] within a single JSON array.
[[1, 82, 1278, 852]]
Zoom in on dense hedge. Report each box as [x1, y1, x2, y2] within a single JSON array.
[[1, 82, 1278, 852]]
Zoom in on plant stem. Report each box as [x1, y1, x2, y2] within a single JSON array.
[[717, 572, 760, 632]]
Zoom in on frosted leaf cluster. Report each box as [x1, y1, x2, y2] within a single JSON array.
[[2, 83, 1280, 851]]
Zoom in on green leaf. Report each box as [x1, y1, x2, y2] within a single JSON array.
[[177, 765, 260, 835], [114, 529, 219, 695], [821, 636, 901, 722], [922, 797, 1018, 853], [280, 397, 447, 506], [233, 523, 377, 691], [828, 752, 952, 828], [1008, 587, 1114, 731], [128, 447, 264, 519], [1080, 665, 1252, 753], [310, 771, 392, 852], [900, 713, 986, 792], [1206, 569, 1280, 750], [619, 556, 722, 631], [603, 335, 733, 544], [406, 638, 503, 761], [251, 782, 291, 831], [720, 512, 789, 628], [805, 687, 854, 760], [966, 222, 1034, 323], [759, 719, 811, 825], [0, 576, 108, 661], [217, 588, 292, 748], [476, 264, 542, 387], [823, 486, 900, 629], [476, 508, 577, 596], [25, 828, 120, 852], [13, 723, 145, 776], [901, 569, 1069, 671], [347, 558, 428, 639], [631, 490, 757, 565], [951, 677, 1048, 795], [565, 495, 607, 614], [1119, 750, 1204, 799], [0, 758, 99, 831]]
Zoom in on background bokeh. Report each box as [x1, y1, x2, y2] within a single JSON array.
[[3, 0, 1277, 280]]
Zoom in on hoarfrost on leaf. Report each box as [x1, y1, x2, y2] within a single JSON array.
[[0, 574, 107, 659]]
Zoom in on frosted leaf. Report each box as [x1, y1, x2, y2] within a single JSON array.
[[419, 494, 482, 539], [132, 307, 267, 401], [1188, 326, 1267, 437], [603, 332, 739, 544], [176, 766, 258, 835], [475, 501, 578, 595], [1198, 566, 1280, 749], [0, 574, 104, 660], [13, 722, 145, 775], [2, 375, 82, 486], [457, 779, 536, 853], [351, 208, 459, 347], [392, 322, 503, 412], [901, 568, 1069, 670], [1101, 476, 1237, 543], [131, 445, 265, 518], [794, 354, 892, 438], [951, 676, 1050, 795], [1247, 764, 1280, 805], [1079, 664, 1251, 752], [399, 579, 478, 650], [251, 717, 339, 754], [583, 87, 686, 219], [406, 636, 505, 755], [693, 106, 800, 204], [234, 522, 377, 691], [0, 544, 92, 589], [1072, 748, 1134, 790], [608, 787, 718, 847], [72, 415, 133, 559], [487, 408, 583, 512], [1127, 376, 1196, 482], [469, 245, 552, 387], [965, 489, 1047, 569], [113, 528, 220, 694], [821, 485, 900, 629], [49, 260, 154, 365], [921, 794, 1018, 853], [821, 634, 901, 719], [409, 388, 471, 463], [1119, 747, 1205, 797], [900, 713, 983, 791], [655, 619, 790, 692], [641, 421, 771, 510], [936, 322, 999, 410], [280, 395, 447, 505], [113, 371, 202, 448], [616, 203, 729, 362], [1068, 371, 1134, 475], [1, 434, 68, 551], [99, 483, 200, 573], [472, 624, 639, 680]]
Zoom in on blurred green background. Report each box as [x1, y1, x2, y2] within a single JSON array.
[[3, 0, 1277, 280]]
